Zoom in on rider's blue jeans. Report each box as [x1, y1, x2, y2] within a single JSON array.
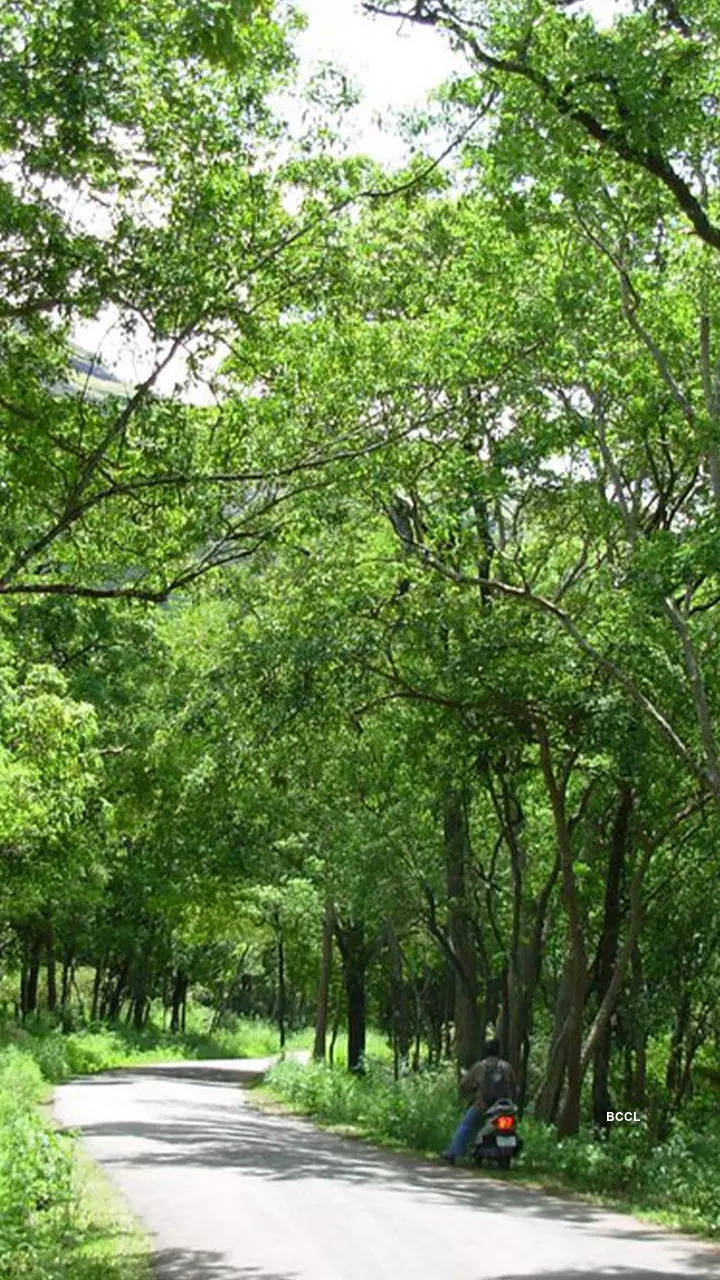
[[447, 1103, 483, 1158]]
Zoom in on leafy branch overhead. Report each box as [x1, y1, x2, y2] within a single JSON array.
[[2, 0, 720, 1170]]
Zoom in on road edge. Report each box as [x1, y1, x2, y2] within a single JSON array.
[[248, 1080, 720, 1249]]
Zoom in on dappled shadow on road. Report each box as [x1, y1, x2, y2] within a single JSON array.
[[69, 1064, 267, 1085], [153, 1247, 298, 1279], [74, 1087, 720, 1275]]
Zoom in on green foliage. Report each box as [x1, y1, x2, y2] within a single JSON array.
[[2, 0, 720, 1238], [0, 1013, 288, 1084], [267, 1057, 461, 1152], [0, 1048, 73, 1279]]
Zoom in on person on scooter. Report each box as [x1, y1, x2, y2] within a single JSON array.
[[441, 1036, 516, 1165]]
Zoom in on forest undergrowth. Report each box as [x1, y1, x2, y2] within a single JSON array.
[[0, 1045, 150, 1280]]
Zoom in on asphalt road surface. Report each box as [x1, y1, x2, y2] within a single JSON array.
[[54, 1060, 720, 1280]]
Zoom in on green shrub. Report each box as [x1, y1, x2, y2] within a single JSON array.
[[267, 1058, 461, 1152], [0, 1048, 73, 1279]]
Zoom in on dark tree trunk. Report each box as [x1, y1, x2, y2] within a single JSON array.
[[22, 928, 42, 1019], [386, 922, 410, 1075], [133, 993, 145, 1031], [336, 920, 369, 1073], [346, 969, 365, 1072], [276, 919, 286, 1050], [91, 959, 104, 1022], [535, 960, 573, 1123], [590, 784, 634, 1131], [628, 942, 647, 1107], [46, 923, 57, 1012], [313, 902, 334, 1061], [666, 993, 689, 1096], [171, 970, 187, 1034], [107, 960, 129, 1021], [60, 955, 73, 1009], [504, 848, 560, 1105], [269, 909, 287, 1050], [592, 1026, 613, 1134], [537, 724, 587, 1137], [444, 787, 483, 1068]]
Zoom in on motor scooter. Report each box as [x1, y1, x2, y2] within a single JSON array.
[[471, 1099, 523, 1170]]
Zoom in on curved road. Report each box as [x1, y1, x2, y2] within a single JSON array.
[[54, 1060, 720, 1280]]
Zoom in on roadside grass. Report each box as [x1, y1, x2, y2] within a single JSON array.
[[0, 1012, 283, 1083], [60, 1146, 152, 1280], [0, 1008, 393, 1084], [0, 1045, 152, 1280], [262, 1058, 720, 1241]]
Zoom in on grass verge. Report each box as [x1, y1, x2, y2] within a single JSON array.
[[0, 1013, 289, 1082], [60, 1144, 152, 1280], [0, 1044, 152, 1279]]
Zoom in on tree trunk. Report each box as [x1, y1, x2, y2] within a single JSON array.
[[60, 956, 72, 1009], [131, 966, 147, 1031], [45, 922, 57, 1012], [346, 967, 365, 1072], [386, 921, 410, 1072], [628, 942, 647, 1107], [22, 927, 42, 1019], [666, 993, 690, 1095], [535, 960, 573, 1123], [107, 960, 129, 1021], [588, 785, 634, 1130], [91, 958, 104, 1022], [336, 919, 368, 1073], [276, 915, 286, 1050], [171, 970, 187, 1034], [313, 902, 334, 1061], [592, 1025, 613, 1134], [537, 724, 587, 1137], [444, 787, 483, 1068]]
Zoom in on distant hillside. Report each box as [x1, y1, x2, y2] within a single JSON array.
[[60, 347, 135, 402]]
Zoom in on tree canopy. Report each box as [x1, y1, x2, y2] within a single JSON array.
[[1, 0, 720, 1146]]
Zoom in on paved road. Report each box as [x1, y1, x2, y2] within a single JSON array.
[[54, 1060, 720, 1280]]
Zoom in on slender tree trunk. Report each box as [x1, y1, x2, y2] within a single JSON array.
[[60, 952, 73, 1009], [444, 787, 483, 1068], [91, 958, 104, 1022], [328, 1001, 340, 1067], [276, 915, 286, 1050], [537, 723, 588, 1137], [346, 968, 365, 1072], [23, 928, 42, 1019], [107, 960, 129, 1021], [336, 920, 368, 1073], [313, 902, 334, 1061], [171, 970, 187, 1034], [666, 993, 690, 1095], [131, 964, 148, 1031], [46, 922, 57, 1012], [584, 784, 635, 1126], [386, 921, 410, 1069], [535, 960, 572, 1123], [629, 942, 647, 1107], [71, 970, 85, 1020]]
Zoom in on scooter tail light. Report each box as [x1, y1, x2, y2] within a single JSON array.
[[492, 1114, 515, 1132]]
